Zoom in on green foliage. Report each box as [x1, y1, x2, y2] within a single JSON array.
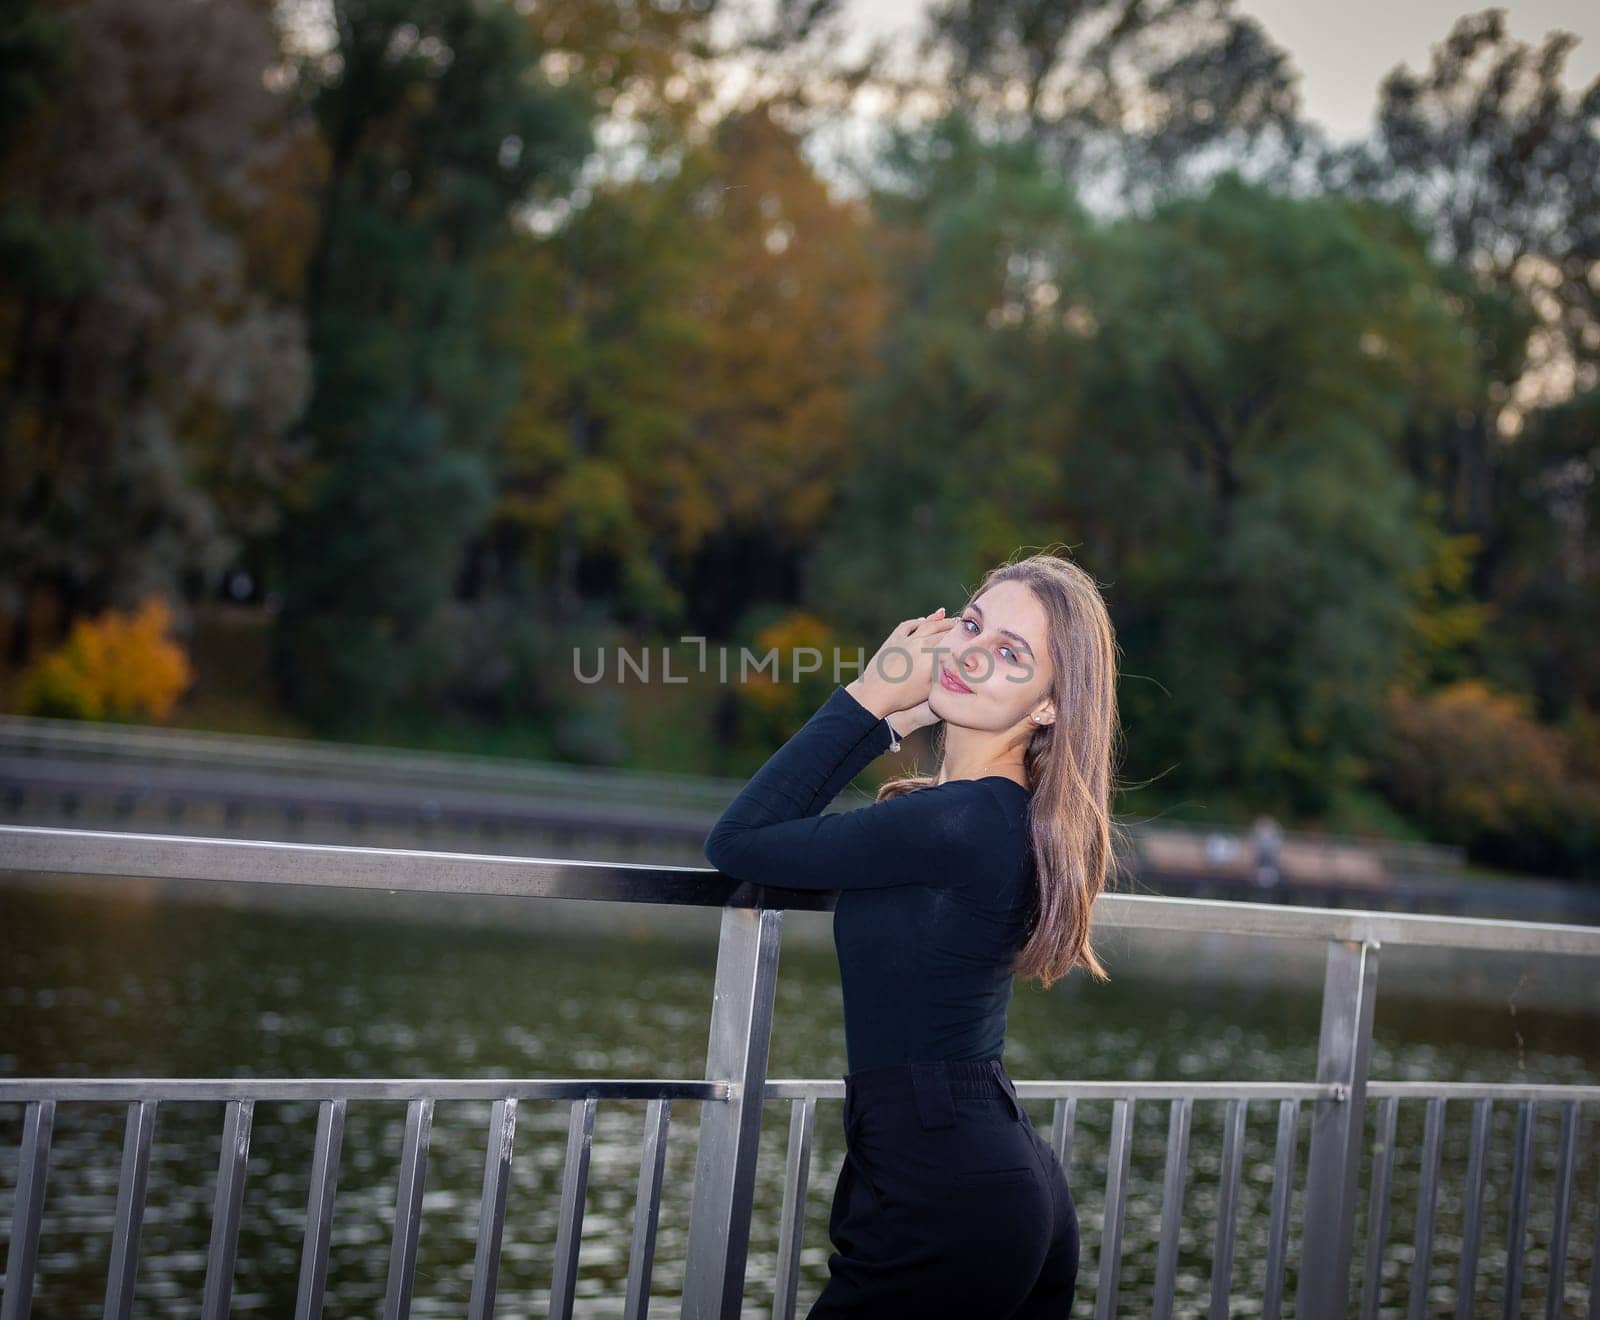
[[1476, 387, 1600, 722], [1395, 493, 1494, 691], [806, 120, 1091, 628], [272, 410, 497, 728], [810, 125, 1480, 816], [1085, 176, 1477, 815], [270, 0, 593, 734]]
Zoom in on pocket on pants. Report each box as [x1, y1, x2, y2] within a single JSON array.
[[854, 1151, 897, 1218]]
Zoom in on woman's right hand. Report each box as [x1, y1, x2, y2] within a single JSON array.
[[846, 607, 960, 720]]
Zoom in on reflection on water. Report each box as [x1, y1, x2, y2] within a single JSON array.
[[1, 878, 1596, 1316]]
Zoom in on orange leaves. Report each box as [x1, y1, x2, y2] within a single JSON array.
[[16, 595, 194, 722]]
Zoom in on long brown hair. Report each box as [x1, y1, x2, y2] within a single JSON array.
[[874, 547, 1130, 989]]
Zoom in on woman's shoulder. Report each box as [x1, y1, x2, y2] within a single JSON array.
[[900, 775, 1030, 838]]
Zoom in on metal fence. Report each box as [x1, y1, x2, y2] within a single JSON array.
[[1, 823, 1597, 1319]]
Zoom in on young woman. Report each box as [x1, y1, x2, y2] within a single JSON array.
[[704, 550, 1125, 1319]]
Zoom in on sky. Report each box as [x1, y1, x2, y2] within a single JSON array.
[[829, 0, 1600, 143]]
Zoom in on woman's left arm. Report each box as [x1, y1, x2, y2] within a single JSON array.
[[703, 684, 996, 891]]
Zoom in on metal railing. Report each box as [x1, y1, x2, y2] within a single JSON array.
[[1, 823, 1597, 1319]]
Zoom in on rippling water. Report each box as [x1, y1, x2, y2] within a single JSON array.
[[1, 877, 1596, 1317]]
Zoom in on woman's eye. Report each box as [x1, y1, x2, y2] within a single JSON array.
[[962, 616, 1019, 664]]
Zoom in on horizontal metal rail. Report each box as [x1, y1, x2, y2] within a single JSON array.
[[0, 823, 820, 909], [5, 826, 1600, 951], [0, 1078, 730, 1102], [11, 1076, 1596, 1106]]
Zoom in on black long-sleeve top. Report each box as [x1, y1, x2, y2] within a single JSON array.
[[703, 683, 1036, 1072]]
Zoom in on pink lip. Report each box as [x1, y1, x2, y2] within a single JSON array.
[[940, 667, 973, 694]]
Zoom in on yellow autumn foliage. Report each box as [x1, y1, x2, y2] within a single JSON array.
[[15, 596, 194, 722], [741, 610, 838, 715]]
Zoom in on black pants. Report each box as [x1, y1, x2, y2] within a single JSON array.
[[807, 1056, 1079, 1319]]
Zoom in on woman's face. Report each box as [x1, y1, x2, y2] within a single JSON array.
[[929, 580, 1054, 731]]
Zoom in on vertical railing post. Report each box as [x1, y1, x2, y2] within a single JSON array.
[[1, 1099, 54, 1320], [1297, 937, 1379, 1319], [680, 901, 785, 1320]]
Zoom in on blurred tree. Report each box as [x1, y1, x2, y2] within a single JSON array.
[[1378, 679, 1596, 875], [735, 606, 840, 733], [520, 0, 717, 127], [1073, 177, 1482, 816], [809, 121, 1480, 815], [676, 0, 891, 134], [1392, 494, 1494, 694], [483, 152, 714, 629], [0, 0, 320, 666], [915, 0, 1309, 201], [1320, 10, 1600, 544], [804, 119, 1093, 628], [1478, 386, 1600, 719], [1316, 11, 1598, 737], [484, 101, 887, 637], [682, 104, 891, 628], [270, 0, 592, 732]]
